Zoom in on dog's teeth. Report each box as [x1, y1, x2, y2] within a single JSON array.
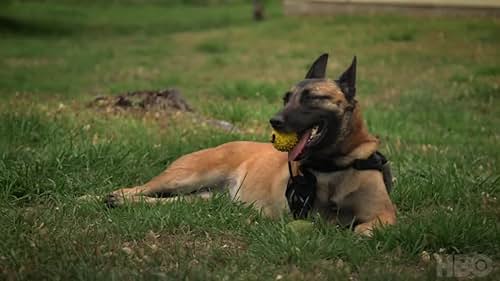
[[311, 126, 318, 136], [308, 125, 321, 143]]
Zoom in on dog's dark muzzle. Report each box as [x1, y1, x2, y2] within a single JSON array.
[[269, 115, 286, 131]]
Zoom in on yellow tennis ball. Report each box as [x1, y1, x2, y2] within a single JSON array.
[[271, 130, 299, 152]]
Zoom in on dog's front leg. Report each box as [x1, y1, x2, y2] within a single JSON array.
[[354, 209, 396, 236], [105, 147, 239, 207], [106, 188, 214, 206], [339, 183, 396, 236]]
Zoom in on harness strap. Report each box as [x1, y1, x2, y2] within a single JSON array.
[[285, 151, 393, 219]]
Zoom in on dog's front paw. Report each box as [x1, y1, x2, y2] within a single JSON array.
[[104, 193, 124, 208], [354, 224, 373, 237]]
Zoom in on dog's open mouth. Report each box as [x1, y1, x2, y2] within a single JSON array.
[[288, 122, 326, 161]]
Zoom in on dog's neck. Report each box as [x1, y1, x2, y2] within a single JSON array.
[[334, 103, 380, 165]]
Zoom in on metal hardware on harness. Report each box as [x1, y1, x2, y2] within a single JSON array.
[[285, 151, 392, 219]]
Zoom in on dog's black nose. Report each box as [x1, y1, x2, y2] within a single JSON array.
[[270, 116, 285, 130]]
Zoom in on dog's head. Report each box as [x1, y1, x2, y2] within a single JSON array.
[[270, 53, 358, 161]]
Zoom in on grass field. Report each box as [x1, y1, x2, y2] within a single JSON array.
[[1, 0, 499, 280]]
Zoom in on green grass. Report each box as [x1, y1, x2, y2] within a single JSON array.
[[1, 0, 499, 280]]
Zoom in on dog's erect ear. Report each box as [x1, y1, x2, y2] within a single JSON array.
[[305, 53, 328, 79], [337, 56, 357, 100]]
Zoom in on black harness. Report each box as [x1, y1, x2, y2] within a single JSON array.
[[285, 151, 392, 219]]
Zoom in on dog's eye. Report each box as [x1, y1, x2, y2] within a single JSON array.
[[300, 90, 312, 102], [283, 92, 292, 105], [313, 95, 331, 100], [301, 90, 330, 103]]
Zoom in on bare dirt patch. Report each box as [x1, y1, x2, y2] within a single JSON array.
[[88, 88, 193, 114], [87, 88, 239, 133]]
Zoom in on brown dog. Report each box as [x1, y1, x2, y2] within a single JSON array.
[[105, 54, 396, 236]]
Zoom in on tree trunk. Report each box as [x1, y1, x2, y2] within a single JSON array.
[[253, 0, 264, 21]]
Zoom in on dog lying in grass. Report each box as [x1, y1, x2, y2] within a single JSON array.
[[102, 54, 396, 236]]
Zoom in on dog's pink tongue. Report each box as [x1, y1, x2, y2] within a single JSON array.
[[288, 130, 311, 162]]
